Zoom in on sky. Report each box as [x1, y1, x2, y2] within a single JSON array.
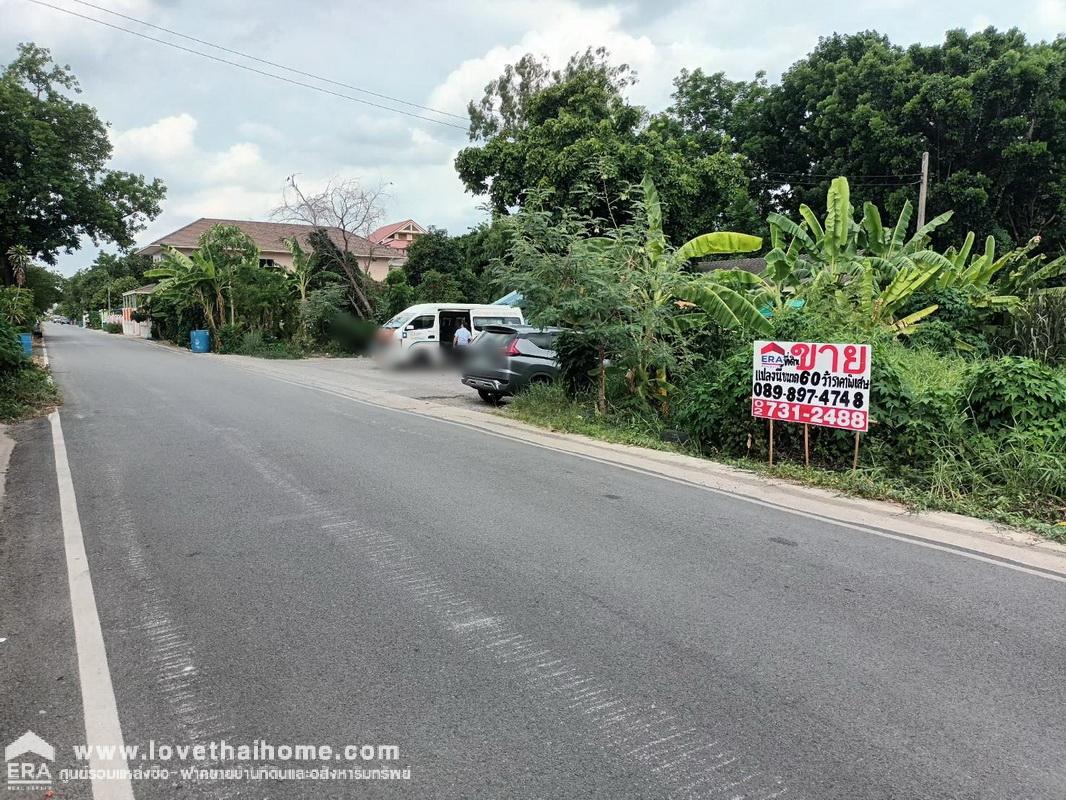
[[3, 0, 1065, 277]]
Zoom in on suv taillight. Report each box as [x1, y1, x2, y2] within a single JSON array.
[[503, 339, 521, 357]]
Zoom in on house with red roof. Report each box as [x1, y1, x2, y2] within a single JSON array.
[[138, 218, 400, 280], [368, 219, 427, 259]]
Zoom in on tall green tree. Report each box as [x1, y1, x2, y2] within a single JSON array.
[[402, 228, 464, 287], [456, 49, 759, 244], [738, 29, 1066, 249], [62, 251, 151, 319], [0, 43, 165, 283]]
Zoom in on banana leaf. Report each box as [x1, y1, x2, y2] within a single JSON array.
[[887, 201, 913, 257], [675, 232, 762, 262], [862, 202, 885, 255], [768, 213, 814, 248], [675, 280, 772, 334]]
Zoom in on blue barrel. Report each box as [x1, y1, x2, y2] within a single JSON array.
[[18, 333, 32, 356], [189, 329, 210, 353]]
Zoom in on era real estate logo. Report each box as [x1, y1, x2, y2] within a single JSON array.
[[5, 731, 54, 790], [758, 341, 796, 368]]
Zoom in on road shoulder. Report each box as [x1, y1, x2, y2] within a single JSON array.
[[0, 417, 93, 798], [217, 354, 1066, 581]]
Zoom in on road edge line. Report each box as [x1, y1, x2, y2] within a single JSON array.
[[49, 411, 135, 800]]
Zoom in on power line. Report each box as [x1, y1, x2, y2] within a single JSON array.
[[66, 0, 467, 122], [23, 0, 469, 131], [753, 178, 922, 189], [762, 171, 923, 179]]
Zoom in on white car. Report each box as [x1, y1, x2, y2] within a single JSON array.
[[377, 303, 524, 363]]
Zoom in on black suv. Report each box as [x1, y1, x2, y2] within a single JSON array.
[[461, 325, 566, 403]]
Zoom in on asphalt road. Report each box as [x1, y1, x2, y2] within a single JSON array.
[[2, 324, 1065, 799]]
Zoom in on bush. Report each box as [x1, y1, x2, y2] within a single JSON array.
[[555, 331, 600, 395], [301, 286, 348, 344], [0, 318, 25, 371], [326, 313, 376, 354], [674, 349, 754, 455], [0, 286, 36, 331], [235, 329, 303, 359], [216, 323, 245, 354], [862, 346, 964, 467], [0, 363, 59, 421], [906, 320, 990, 358], [964, 356, 1066, 438], [103, 322, 123, 334]]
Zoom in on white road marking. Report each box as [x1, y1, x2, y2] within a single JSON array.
[[49, 412, 135, 800]]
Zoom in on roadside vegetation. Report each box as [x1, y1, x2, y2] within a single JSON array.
[[0, 276, 58, 422], [497, 177, 1066, 539]]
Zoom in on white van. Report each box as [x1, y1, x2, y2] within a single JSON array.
[[378, 303, 525, 362]]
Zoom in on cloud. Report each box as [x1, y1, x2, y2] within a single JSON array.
[[0, 0, 156, 52], [428, 1, 656, 115], [1032, 0, 1066, 31], [204, 142, 265, 184], [170, 184, 282, 221], [8, 0, 1062, 279], [111, 113, 198, 162], [237, 121, 285, 145]]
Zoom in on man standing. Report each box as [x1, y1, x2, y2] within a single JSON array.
[[453, 321, 472, 348]]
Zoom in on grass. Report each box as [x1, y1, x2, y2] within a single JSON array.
[[0, 363, 60, 422], [504, 383, 1066, 543], [506, 383, 682, 452], [894, 347, 969, 395]]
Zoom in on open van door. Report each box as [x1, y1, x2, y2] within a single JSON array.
[[437, 310, 471, 350]]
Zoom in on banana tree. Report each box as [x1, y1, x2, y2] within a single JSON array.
[[934, 234, 1065, 299], [849, 262, 940, 332], [145, 248, 227, 339], [620, 176, 769, 407], [765, 177, 955, 296], [281, 237, 318, 302]]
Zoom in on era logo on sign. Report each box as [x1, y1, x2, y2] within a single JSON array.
[[5, 731, 53, 790], [759, 342, 792, 367]]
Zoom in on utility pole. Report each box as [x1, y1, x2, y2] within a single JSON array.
[[917, 151, 930, 229]]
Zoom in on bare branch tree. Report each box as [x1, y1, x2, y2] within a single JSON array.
[[273, 176, 393, 318]]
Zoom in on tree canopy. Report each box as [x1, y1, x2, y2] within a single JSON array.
[[672, 28, 1066, 249], [457, 29, 1066, 254], [0, 44, 166, 284]]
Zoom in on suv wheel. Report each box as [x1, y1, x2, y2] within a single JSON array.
[[477, 390, 500, 404]]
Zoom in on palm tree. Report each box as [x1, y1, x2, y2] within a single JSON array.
[[6, 245, 31, 287]]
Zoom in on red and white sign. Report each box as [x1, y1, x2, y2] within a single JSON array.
[[751, 341, 872, 432]]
